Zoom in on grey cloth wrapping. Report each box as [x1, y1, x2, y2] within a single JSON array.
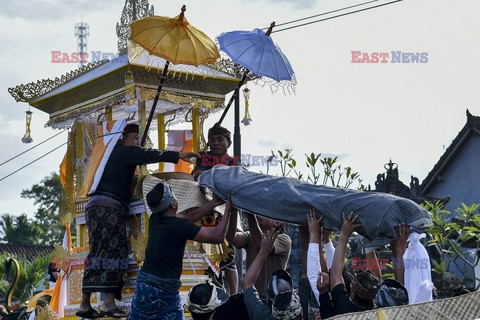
[[198, 166, 432, 252]]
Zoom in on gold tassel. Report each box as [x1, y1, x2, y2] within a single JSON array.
[[241, 87, 252, 126], [21, 110, 33, 143]]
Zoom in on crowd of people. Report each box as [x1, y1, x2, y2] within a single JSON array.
[[73, 122, 420, 319]]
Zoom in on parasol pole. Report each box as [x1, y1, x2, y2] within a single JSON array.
[[139, 6, 187, 147], [217, 73, 247, 125], [140, 61, 170, 147], [234, 87, 241, 159]]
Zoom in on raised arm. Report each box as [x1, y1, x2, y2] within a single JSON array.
[[322, 229, 335, 270], [246, 212, 263, 251], [317, 271, 335, 319], [330, 212, 361, 290], [226, 207, 244, 248], [242, 229, 279, 290], [391, 222, 409, 285], [192, 168, 204, 181], [364, 238, 382, 280], [177, 193, 224, 223], [307, 209, 323, 303], [193, 195, 232, 244], [242, 229, 279, 320], [179, 152, 200, 163]]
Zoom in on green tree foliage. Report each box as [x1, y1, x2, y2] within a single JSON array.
[[0, 252, 53, 303], [424, 201, 480, 290], [266, 149, 365, 189], [21, 172, 64, 246], [0, 213, 41, 245]]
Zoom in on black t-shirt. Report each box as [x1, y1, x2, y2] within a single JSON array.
[[212, 293, 249, 320], [95, 145, 179, 203], [141, 215, 201, 280], [319, 291, 335, 319], [331, 284, 358, 316]]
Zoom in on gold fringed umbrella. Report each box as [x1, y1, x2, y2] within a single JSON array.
[[130, 5, 220, 147]]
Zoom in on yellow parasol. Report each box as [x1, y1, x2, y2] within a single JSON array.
[[130, 5, 220, 146]]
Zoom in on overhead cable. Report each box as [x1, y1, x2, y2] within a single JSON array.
[[263, 0, 380, 29], [268, 0, 403, 33], [0, 142, 67, 182], [0, 129, 68, 167]]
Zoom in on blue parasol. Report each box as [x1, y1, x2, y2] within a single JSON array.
[[218, 28, 295, 82], [216, 22, 296, 124]]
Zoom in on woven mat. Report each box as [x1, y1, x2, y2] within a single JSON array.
[[142, 175, 208, 216], [330, 291, 480, 320]]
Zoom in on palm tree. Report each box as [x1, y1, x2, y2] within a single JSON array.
[[0, 214, 41, 245], [0, 214, 14, 243]]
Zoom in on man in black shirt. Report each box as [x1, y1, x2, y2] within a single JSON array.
[[328, 212, 379, 317], [128, 182, 234, 320], [187, 281, 249, 320], [78, 123, 199, 319]]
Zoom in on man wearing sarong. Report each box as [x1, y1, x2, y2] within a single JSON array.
[[192, 124, 239, 295], [77, 124, 199, 319], [127, 183, 233, 320]]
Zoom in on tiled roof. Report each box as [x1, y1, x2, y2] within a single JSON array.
[[421, 109, 480, 194], [0, 243, 53, 262]]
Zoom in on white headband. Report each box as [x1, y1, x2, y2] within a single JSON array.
[[187, 281, 221, 314]]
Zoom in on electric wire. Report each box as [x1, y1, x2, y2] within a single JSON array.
[[0, 129, 68, 167], [0, 142, 67, 182], [262, 0, 380, 29], [269, 0, 403, 33]]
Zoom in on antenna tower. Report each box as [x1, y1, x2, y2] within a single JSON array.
[[75, 22, 89, 67]]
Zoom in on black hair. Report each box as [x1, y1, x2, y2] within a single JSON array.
[[189, 283, 215, 320], [190, 283, 213, 305], [208, 123, 231, 143], [123, 123, 139, 134]]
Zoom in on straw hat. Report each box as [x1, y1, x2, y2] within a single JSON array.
[[142, 175, 208, 217]]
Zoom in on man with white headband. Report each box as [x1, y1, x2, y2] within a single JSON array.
[[187, 280, 249, 320], [242, 229, 303, 320]]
